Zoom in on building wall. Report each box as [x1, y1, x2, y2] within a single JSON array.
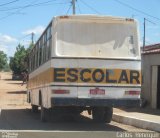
[[142, 53, 160, 108]]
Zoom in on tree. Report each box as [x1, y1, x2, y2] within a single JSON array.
[[26, 43, 34, 53], [0, 51, 8, 71], [25, 43, 34, 68], [9, 44, 27, 74], [9, 43, 34, 75]]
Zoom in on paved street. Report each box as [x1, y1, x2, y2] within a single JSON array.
[[0, 72, 156, 138], [0, 107, 151, 132], [0, 107, 155, 138]]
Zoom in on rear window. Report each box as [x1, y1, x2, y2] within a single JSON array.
[[56, 20, 140, 59]]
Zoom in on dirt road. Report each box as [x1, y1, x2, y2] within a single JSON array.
[[0, 72, 28, 108]]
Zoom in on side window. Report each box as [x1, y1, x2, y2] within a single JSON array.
[[31, 51, 33, 71], [34, 45, 37, 68], [47, 25, 52, 60], [44, 33, 47, 62], [46, 40, 49, 60], [39, 41, 41, 66], [36, 44, 39, 68], [41, 38, 43, 65], [48, 38, 52, 59], [33, 47, 36, 69], [43, 34, 46, 62], [41, 44, 43, 64], [43, 45, 45, 63], [29, 53, 31, 72], [41, 36, 44, 64], [29, 23, 52, 70], [32, 50, 34, 70]]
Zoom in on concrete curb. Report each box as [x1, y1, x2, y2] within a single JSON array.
[[112, 113, 160, 132]]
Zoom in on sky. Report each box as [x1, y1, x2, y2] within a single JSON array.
[[0, 0, 160, 57]]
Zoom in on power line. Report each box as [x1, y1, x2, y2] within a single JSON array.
[[0, 0, 69, 21], [55, 1, 68, 15], [0, 0, 67, 11], [145, 18, 156, 25], [77, 0, 82, 14], [18, 34, 31, 40], [146, 41, 152, 45], [66, 4, 72, 15], [80, 0, 100, 14], [0, 13, 14, 20], [0, 0, 38, 20], [0, 0, 20, 7], [114, 0, 160, 21]]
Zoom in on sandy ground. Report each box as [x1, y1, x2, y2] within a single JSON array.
[[0, 72, 29, 108]]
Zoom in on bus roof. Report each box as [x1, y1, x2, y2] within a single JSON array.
[[53, 15, 136, 23]]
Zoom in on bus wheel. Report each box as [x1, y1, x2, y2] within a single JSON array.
[[41, 105, 51, 122], [41, 105, 47, 122], [104, 107, 113, 123], [92, 107, 113, 123], [31, 104, 38, 113], [92, 107, 105, 123]]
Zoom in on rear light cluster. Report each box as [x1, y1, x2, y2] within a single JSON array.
[[125, 91, 140, 95], [52, 90, 70, 94]]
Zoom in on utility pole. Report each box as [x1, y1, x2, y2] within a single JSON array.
[[72, 0, 76, 14], [31, 32, 34, 45], [143, 18, 156, 51], [143, 18, 146, 51]]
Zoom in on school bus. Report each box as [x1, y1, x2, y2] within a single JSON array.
[[27, 15, 141, 122]]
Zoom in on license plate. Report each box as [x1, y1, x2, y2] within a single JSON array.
[[90, 88, 105, 95]]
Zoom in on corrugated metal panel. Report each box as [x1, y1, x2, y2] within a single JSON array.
[[141, 43, 160, 55]]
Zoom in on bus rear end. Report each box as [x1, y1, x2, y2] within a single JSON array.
[[50, 15, 141, 122]]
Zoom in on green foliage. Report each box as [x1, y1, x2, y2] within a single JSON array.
[[9, 43, 34, 75], [0, 51, 8, 71], [26, 43, 34, 54], [3, 64, 11, 72], [9, 44, 27, 74], [25, 43, 34, 69]]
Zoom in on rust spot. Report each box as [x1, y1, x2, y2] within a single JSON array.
[[59, 16, 69, 19], [126, 18, 134, 22]]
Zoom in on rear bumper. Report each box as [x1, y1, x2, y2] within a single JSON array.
[[51, 98, 140, 107]]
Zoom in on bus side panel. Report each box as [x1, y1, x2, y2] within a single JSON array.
[[28, 60, 52, 108]]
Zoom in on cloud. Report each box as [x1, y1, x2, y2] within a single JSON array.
[[0, 45, 7, 53], [22, 25, 45, 35], [0, 33, 18, 57], [0, 34, 17, 44]]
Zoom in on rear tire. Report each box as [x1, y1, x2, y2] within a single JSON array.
[[104, 107, 113, 123], [39, 92, 46, 122], [41, 105, 46, 122], [31, 105, 38, 113], [92, 107, 113, 123], [41, 105, 51, 122], [92, 107, 105, 122]]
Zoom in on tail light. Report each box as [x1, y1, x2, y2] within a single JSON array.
[[52, 90, 70, 94], [125, 91, 140, 95]]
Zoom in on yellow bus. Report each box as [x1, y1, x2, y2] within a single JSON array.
[[27, 15, 141, 122]]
